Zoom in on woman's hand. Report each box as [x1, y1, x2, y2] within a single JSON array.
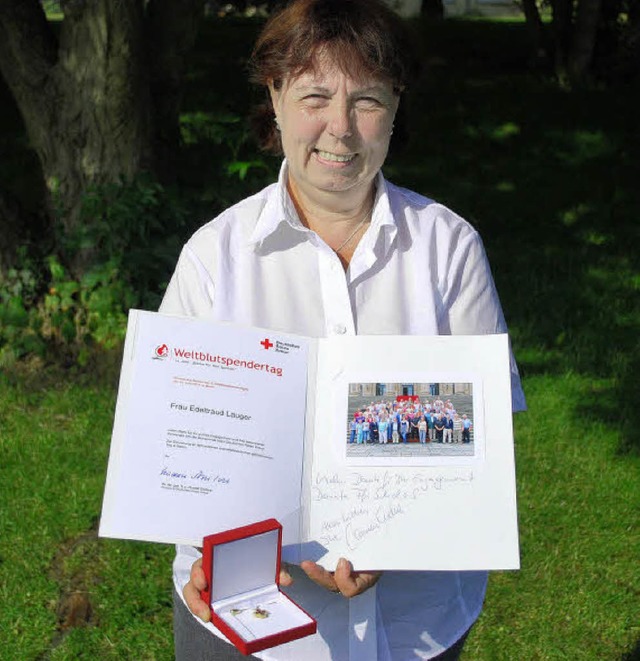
[[183, 557, 296, 622], [300, 558, 381, 598], [183, 557, 211, 622]]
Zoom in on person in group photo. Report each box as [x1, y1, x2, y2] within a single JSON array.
[[434, 413, 445, 443], [349, 418, 357, 444], [160, 0, 525, 658], [362, 417, 370, 443], [462, 414, 473, 444], [418, 415, 428, 444], [378, 413, 389, 444], [400, 415, 410, 443], [427, 410, 436, 442], [370, 416, 379, 443], [444, 413, 454, 443], [391, 417, 400, 444], [453, 412, 463, 444]]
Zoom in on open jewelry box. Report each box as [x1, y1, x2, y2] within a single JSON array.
[[201, 518, 317, 655]]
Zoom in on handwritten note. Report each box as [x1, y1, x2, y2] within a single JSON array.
[[309, 469, 474, 559]]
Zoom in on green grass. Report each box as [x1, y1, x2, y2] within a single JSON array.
[[465, 374, 640, 659], [1, 15, 639, 660], [0, 369, 174, 659]]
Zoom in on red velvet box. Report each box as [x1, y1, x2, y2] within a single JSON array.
[[201, 519, 317, 655]]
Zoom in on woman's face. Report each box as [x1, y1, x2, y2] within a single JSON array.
[[269, 55, 399, 205]]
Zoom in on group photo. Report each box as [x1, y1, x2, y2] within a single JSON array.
[[346, 382, 475, 459]]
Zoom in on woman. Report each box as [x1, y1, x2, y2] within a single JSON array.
[[362, 417, 370, 443], [161, 0, 525, 658], [418, 415, 428, 444], [400, 415, 410, 443], [453, 412, 463, 444], [378, 413, 389, 444], [391, 416, 400, 444], [349, 417, 357, 444]]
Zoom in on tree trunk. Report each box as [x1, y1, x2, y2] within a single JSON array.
[[623, 0, 640, 77], [568, 0, 603, 85], [550, 0, 575, 83], [146, 0, 203, 183], [421, 0, 444, 20], [521, 0, 549, 66], [0, 0, 152, 271], [0, 0, 203, 274], [0, 189, 25, 274]]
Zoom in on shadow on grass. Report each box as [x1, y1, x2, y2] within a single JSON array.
[[621, 638, 640, 661], [387, 19, 640, 454]]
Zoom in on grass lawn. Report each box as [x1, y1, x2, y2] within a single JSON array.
[[1, 15, 639, 661], [467, 374, 640, 660], [0, 368, 175, 659]]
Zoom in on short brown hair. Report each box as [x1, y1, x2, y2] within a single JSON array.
[[250, 0, 418, 152]]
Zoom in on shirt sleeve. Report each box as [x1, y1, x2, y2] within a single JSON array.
[[159, 244, 216, 317], [443, 230, 526, 412]]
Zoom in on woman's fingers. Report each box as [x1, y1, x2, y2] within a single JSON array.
[[333, 558, 381, 598], [279, 563, 294, 587], [300, 560, 340, 592], [301, 558, 381, 598], [183, 555, 379, 622], [183, 557, 211, 622]]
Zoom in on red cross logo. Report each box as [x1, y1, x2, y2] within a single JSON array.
[[260, 338, 273, 350]]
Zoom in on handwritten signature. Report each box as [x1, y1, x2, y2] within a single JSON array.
[[160, 467, 230, 485], [344, 503, 405, 550]]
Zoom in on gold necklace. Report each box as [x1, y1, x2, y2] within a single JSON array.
[[334, 208, 372, 253]]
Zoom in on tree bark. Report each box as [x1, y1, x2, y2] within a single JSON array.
[[0, 0, 152, 270], [550, 0, 575, 83], [0, 0, 203, 273], [521, 0, 549, 66], [421, 0, 444, 20], [623, 0, 640, 77], [568, 0, 603, 85], [146, 0, 203, 182], [0, 189, 25, 274]]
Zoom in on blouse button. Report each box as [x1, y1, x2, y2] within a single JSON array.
[[334, 324, 347, 335]]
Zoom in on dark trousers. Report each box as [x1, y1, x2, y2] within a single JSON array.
[[174, 589, 252, 660]]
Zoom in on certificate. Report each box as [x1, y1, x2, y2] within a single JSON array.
[[100, 311, 310, 547], [100, 311, 519, 570]]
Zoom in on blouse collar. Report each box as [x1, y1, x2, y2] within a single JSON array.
[[249, 160, 397, 250]]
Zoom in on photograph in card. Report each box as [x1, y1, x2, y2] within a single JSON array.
[[345, 381, 476, 460]]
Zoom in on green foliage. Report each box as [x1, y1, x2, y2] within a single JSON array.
[[68, 173, 190, 310], [0, 108, 278, 367], [0, 252, 47, 364], [40, 256, 134, 361], [180, 110, 270, 181], [178, 109, 278, 210], [0, 175, 193, 366], [0, 255, 131, 366], [463, 374, 640, 660]]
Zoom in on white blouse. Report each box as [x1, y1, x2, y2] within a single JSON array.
[[160, 162, 526, 660]]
